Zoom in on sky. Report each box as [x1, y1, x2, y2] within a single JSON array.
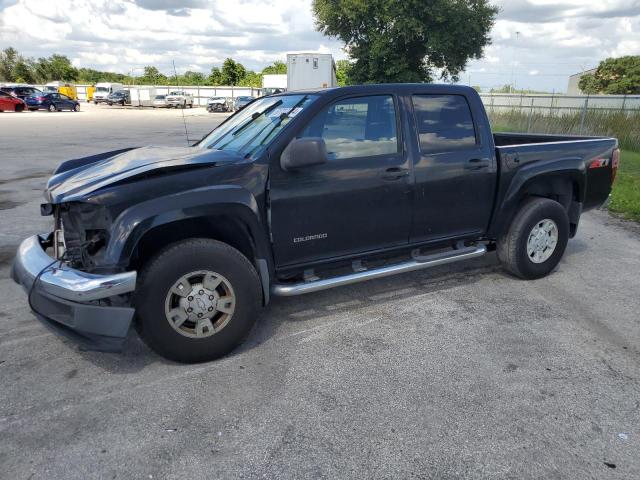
[[0, 0, 638, 92]]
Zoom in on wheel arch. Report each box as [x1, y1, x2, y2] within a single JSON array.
[[489, 159, 585, 239], [104, 187, 273, 304]]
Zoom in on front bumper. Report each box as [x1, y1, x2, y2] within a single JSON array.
[[11, 234, 137, 351]]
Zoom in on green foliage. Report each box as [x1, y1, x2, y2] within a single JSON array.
[[335, 59, 352, 86], [488, 108, 640, 152], [1, 46, 265, 89], [221, 58, 246, 85], [577, 73, 601, 94], [37, 54, 78, 81], [609, 150, 640, 222], [0, 47, 19, 81], [209, 67, 223, 85], [578, 56, 640, 94], [312, 0, 497, 84], [262, 60, 287, 75], [490, 84, 551, 94], [237, 70, 262, 88], [77, 67, 130, 84], [137, 66, 167, 85]]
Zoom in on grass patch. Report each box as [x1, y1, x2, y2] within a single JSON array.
[[609, 150, 640, 222]]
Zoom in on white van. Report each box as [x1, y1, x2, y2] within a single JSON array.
[[93, 82, 124, 104]]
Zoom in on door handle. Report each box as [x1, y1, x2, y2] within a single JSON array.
[[380, 167, 410, 180], [465, 158, 491, 170]]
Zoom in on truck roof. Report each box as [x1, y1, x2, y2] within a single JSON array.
[[277, 83, 478, 97]]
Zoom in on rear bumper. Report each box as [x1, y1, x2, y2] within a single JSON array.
[[11, 234, 137, 351]]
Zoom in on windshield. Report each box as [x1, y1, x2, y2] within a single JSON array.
[[96, 87, 110, 92], [155, 95, 165, 99], [169, 91, 183, 95], [199, 94, 317, 158]]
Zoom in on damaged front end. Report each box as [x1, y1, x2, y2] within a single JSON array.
[[11, 202, 137, 351]]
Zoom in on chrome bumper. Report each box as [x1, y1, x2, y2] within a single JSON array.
[[11, 234, 137, 351], [13, 234, 136, 302]]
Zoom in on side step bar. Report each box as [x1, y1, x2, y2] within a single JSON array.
[[271, 244, 487, 297]]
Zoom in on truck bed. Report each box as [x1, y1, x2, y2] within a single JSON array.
[[492, 132, 618, 221], [493, 132, 608, 147]]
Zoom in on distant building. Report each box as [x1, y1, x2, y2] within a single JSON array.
[[567, 68, 596, 95]]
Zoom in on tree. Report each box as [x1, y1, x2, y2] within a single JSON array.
[[578, 56, 640, 95], [238, 70, 262, 88], [208, 66, 223, 85], [221, 58, 246, 85], [35, 54, 78, 82], [138, 66, 167, 84], [312, 0, 497, 84], [262, 60, 287, 75], [0, 47, 19, 81], [335, 59, 352, 86], [13, 59, 37, 84]]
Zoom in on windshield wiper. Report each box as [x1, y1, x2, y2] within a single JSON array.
[[211, 99, 284, 151], [240, 96, 309, 158]]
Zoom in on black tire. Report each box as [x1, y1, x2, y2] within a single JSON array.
[[48, 104, 56, 112], [134, 238, 262, 363], [73, 104, 80, 112], [497, 197, 569, 279], [15, 104, 24, 112]]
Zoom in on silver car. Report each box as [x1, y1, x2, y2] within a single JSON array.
[[152, 95, 168, 108]]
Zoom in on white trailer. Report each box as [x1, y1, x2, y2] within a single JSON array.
[[286, 53, 337, 91], [262, 74, 287, 95], [130, 87, 157, 107]]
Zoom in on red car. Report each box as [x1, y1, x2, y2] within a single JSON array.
[[0, 90, 26, 112]]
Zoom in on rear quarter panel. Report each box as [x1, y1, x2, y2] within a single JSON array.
[[489, 138, 618, 238]]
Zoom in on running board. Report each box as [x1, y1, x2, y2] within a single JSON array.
[[271, 244, 487, 297]]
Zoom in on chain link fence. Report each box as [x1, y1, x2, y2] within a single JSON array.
[[480, 93, 640, 151]]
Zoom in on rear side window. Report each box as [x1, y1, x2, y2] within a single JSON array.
[[300, 95, 398, 160], [412, 94, 477, 154]]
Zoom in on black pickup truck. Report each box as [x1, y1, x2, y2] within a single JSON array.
[[12, 84, 620, 362]]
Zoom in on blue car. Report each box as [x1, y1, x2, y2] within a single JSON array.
[[25, 92, 80, 112]]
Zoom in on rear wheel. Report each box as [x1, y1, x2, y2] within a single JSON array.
[[135, 238, 262, 363], [15, 104, 24, 112], [497, 197, 569, 279], [48, 104, 56, 112], [73, 104, 80, 112]]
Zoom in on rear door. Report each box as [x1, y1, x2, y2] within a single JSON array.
[[269, 93, 413, 267], [409, 93, 496, 242], [59, 94, 73, 109]]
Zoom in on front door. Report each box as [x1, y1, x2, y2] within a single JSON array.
[[269, 94, 412, 267]]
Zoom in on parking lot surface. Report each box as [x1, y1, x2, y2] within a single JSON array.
[[1, 104, 639, 479]]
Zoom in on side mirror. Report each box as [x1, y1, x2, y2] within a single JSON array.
[[280, 137, 328, 171]]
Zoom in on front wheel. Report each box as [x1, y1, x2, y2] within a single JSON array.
[[134, 238, 262, 363], [497, 197, 569, 279], [48, 104, 56, 112], [73, 104, 80, 112]]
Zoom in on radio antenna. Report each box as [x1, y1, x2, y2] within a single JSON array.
[[172, 60, 190, 147]]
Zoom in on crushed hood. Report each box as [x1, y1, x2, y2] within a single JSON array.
[[46, 145, 244, 203]]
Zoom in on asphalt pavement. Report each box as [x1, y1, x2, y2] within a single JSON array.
[[1, 104, 639, 479]]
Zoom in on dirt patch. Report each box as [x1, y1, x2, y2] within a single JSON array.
[[0, 245, 17, 268], [0, 171, 50, 187], [0, 199, 25, 210]]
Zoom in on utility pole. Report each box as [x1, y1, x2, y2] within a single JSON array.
[[510, 31, 520, 94]]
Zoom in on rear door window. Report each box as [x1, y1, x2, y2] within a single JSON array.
[[412, 94, 477, 154], [299, 95, 399, 160]]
